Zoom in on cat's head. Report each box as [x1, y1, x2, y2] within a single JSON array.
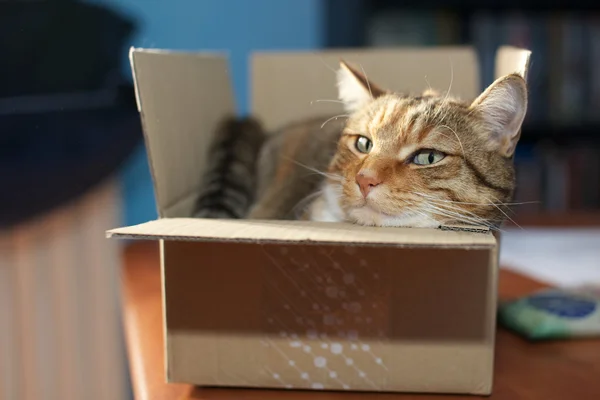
[[326, 61, 528, 228]]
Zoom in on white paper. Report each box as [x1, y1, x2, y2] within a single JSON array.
[[500, 228, 600, 287]]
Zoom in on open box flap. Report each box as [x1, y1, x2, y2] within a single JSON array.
[[107, 218, 494, 248], [495, 45, 531, 80], [493, 46, 531, 155], [251, 47, 480, 131], [129, 48, 236, 218]]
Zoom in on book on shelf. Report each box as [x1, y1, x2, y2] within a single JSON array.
[[587, 17, 600, 123], [558, 14, 588, 125], [366, 10, 438, 47], [580, 147, 600, 209], [513, 145, 543, 214], [365, 10, 460, 47], [470, 11, 498, 90]]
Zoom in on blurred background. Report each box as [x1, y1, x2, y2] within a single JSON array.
[[1, 0, 599, 399], [3, 0, 599, 229]]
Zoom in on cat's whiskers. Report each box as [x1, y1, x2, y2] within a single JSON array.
[[414, 192, 503, 225], [417, 192, 524, 228], [441, 59, 454, 107], [424, 75, 433, 92], [434, 208, 504, 232], [433, 58, 454, 122], [424, 203, 501, 231], [284, 157, 343, 182], [291, 190, 325, 218], [419, 198, 498, 229], [359, 64, 374, 99], [483, 195, 524, 230], [420, 203, 472, 224], [432, 60, 455, 123], [421, 196, 487, 215], [432, 102, 450, 127], [310, 99, 345, 105], [320, 114, 350, 129], [415, 191, 537, 207], [489, 193, 540, 216], [392, 195, 490, 228], [437, 124, 466, 159], [424, 199, 500, 229], [317, 56, 337, 74], [423, 199, 488, 223]]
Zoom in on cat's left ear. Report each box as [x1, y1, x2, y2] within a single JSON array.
[[470, 73, 528, 158], [337, 61, 386, 113]]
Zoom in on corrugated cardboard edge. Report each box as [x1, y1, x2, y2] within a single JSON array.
[[106, 218, 495, 249], [108, 233, 492, 249], [484, 242, 500, 395], [129, 47, 162, 219], [129, 47, 142, 112], [440, 225, 490, 233], [158, 240, 170, 383]]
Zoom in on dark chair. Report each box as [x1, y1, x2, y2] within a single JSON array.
[[0, 0, 142, 227]]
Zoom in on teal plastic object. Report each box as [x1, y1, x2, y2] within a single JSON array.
[[498, 288, 600, 340]]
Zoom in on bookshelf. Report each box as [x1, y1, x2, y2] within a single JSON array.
[[324, 0, 600, 218]]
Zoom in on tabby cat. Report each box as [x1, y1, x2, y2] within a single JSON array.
[[195, 61, 528, 229]]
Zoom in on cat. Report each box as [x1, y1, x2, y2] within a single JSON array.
[[195, 60, 528, 229]]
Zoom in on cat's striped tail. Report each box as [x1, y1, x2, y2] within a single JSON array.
[[193, 116, 266, 219]]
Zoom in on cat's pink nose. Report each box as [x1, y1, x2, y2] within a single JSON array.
[[356, 171, 382, 198]]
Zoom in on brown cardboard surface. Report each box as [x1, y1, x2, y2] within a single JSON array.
[[107, 218, 496, 248], [252, 47, 479, 131], [170, 334, 493, 393], [129, 49, 236, 218], [162, 241, 497, 394]]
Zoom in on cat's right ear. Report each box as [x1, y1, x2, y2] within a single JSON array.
[[337, 61, 386, 113]]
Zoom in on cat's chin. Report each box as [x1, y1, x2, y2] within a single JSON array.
[[348, 206, 440, 228]]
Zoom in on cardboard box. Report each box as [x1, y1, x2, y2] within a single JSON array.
[[108, 46, 530, 395]]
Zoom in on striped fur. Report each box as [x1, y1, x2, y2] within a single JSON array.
[[193, 117, 266, 219], [247, 116, 345, 220]]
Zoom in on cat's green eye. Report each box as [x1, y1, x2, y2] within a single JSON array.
[[355, 136, 373, 154], [412, 150, 445, 166]]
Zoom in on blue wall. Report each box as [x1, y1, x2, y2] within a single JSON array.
[[90, 0, 325, 225]]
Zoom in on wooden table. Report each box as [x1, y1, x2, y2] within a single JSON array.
[[123, 241, 600, 400]]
